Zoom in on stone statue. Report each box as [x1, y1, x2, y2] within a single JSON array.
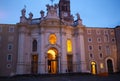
[[28, 12, 33, 24], [76, 13, 81, 20], [46, 4, 59, 19], [28, 12, 33, 20], [20, 7, 27, 23], [40, 10, 45, 20], [76, 13, 82, 25]]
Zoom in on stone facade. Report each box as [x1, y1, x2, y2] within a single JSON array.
[[0, 0, 119, 76]]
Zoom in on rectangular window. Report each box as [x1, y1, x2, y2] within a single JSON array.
[[87, 29, 91, 34], [89, 53, 94, 59], [97, 37, 101, 43], [104, 34, 109, 42], [96, 30, 101, 35], [9, 26, 14, 32], [99, 53, 103, 59], [7, 54, 12, 61], [110, 30, 114, 35], [8, 44, 13, 50], [104, 30, 108, 35], [98, 45, 102, 51], [88, 45, 93, 51], [106, 45, 111, 55]]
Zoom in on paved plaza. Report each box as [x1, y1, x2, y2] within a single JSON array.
[[0, 73, 120, 81]]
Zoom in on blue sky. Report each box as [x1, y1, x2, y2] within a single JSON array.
[[0, 0, 120, 27]]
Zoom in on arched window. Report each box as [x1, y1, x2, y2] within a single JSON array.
[[49, 34, 57, 44], [32, 40, 37, 52], [67, 39, 72, 53]]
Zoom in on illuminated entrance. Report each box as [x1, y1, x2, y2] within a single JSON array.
[[91, 61, 97, 74], [47, 48, 58, 74]]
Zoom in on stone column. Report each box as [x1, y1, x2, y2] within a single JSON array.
[[79, 35, 87, 72], [38, 34, 41, 74], [38, 29, 46, 74], [60, 32, 67, 73], [79, 26, 87, 72], [58, 53, 61, 73], [16, 26, 26, 74]]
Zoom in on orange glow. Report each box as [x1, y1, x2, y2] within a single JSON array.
[[67, 39, 72, 53], [47, 50, 56, 59], [49, 34, 57, 44], [100, 63, 104, 69], [91, 62, 97, 75]]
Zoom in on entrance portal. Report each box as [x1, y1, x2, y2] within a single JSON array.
[[107, 59, 113, 73], [31, 55, 38, 74], [67, 55, 73, 72], [91, 61, 97, 74], [47, 48, 58, 74]]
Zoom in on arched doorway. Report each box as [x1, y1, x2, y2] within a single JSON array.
[[91, 61, 97, 74], [47, 48, 58, 74], [107, 59, 113, 73]]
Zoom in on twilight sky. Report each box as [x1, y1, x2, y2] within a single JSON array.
[[0, 0, 120, 28]]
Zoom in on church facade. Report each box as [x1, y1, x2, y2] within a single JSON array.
[[0, 0, 120, 76]]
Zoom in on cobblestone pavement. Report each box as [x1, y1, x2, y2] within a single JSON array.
[[0, 73, 120, 81]]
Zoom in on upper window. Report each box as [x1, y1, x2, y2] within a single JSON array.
[[104, 34, 109, 42], [67, 39, 72, 53], [96, 30, 101, 35], [7, 54, 12, 61], [88, 38, 92, 42], [98, 45, 102, 51], [88, 45, 93, 51], [87, 30, 91, 35], [9, 26, 14, 32], [106, 45, 111, 55], [49, 34, 57, 44], [32, 40, 37, 52], [104, 30, 108, 35], [8, 44, 13, 50], [99, 53, 103, 59], [89, 53, 94, 59], [110, 30, 114, 35], [97, 37, 101, 43]]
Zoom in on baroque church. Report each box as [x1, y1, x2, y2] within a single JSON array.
[[0, 0, 120, 76]]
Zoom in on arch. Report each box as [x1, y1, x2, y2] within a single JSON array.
[[90, 61, 97, 75], [105, 57, 114, 73], [107, 59, 113, 73], [47, 47, 58, 74]]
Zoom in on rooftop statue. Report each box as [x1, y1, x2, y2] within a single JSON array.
[[76, 13, 82, 25], [46, 4, 59, 19], [28, 12, 33, 20], [20, 7, 28, 23], [40, 10, 45, 20], [28, 12, 33, 24]]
